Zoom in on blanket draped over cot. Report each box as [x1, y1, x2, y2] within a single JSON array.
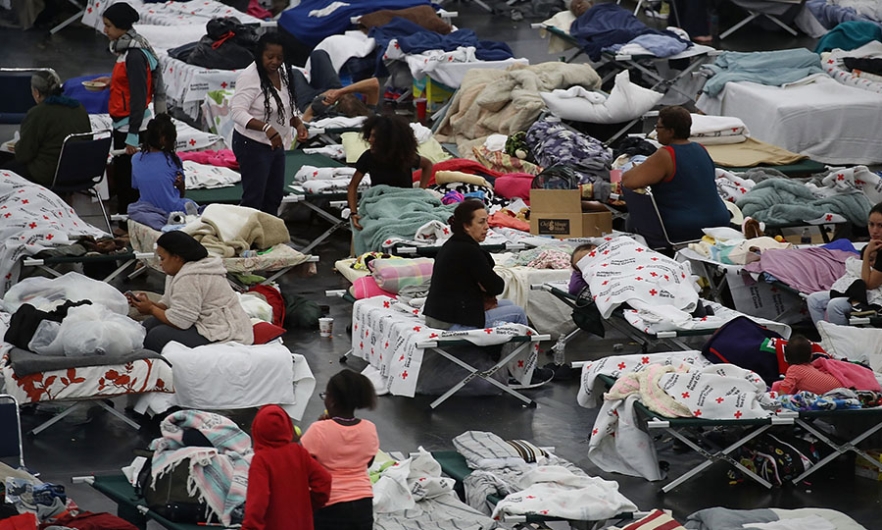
[[576, 237, 699, 319], [181, 204, 291, 258], [742, 247, 853, 294], [435, 62, 601, 156], [578, 352, 775, 480], [280, 0, 432, 46], [0, 171, 106, 296], [353, 186, 456, 256], [701, 49, 824, 97], [736, 178, 873, 227], [351, 297, 538, 397]]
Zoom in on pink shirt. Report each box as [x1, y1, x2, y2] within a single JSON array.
[[300, 419, 379, 506]]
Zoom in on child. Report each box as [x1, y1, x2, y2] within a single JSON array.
[[131, 114, 199, 216], [568, 243, 598, 295], [347, 115, 433, 230], [301, 370, 380, 530], [771, 336, 841, 395], [241, 404, 332, 530]]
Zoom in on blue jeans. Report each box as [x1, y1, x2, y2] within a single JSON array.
[[449, 300, 528, 331], [232, 130, 286, 214], [291, 49, 343, 114], [806, 291, 853, 326]]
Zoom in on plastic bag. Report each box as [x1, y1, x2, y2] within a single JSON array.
[[29, 305, 146, 357], [2, 272, 128, 315]]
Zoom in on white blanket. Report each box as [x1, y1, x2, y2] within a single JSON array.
[[576, 237, 699, 319], [0, 172, 106, 297], [293, 165, 357, 182], [89, 113, 222, 152], [491, 466, 638, 522], [133, 341, 314, 420], [313, 31, 378, 74], [183, 161, 241, 190], [81, 0, 265, 32], [715, 168, 756, 203], [384, 41, 529, 87], [351, 297, 537, 397], [622, 300, 791, 338]]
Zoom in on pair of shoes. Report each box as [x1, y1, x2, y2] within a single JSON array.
[[509, 367, 554, 389]]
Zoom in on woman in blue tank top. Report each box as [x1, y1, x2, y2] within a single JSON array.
[[622, 106, 730, 242]]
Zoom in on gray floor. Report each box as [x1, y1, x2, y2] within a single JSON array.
[[2, 1, 881, 528]]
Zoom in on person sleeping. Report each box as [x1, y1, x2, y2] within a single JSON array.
[[127, 231, 253, 352]]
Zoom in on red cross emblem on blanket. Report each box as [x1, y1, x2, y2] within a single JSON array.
[[694, 409, 702, 416], [484, 328, 493, 334], [716, 397, 724, 403], [592, 428, 598, 436], [383, 301, 390, 308], [641, 357, 649, 364], [635, 247, 643, 252], [429, 333, 438, 338], [21, 199, 28, 204], [734, 410, 743, 419], [413, 326, 421, 332], [589, 251, 596, 257], [617, 362, 626, 369], [385, 341, 389, 348], [650, 257, 659, 261], [649, 289, 658, 296], [681, 392, 690, 398], [3, 213, 9, 218], [401, 371, 409, 379], [221, 82, 228, 89], [526, 330, 532, 336], [46, 234, 54, 240], [517, 360, 524, 367], [602, 280, 609, 286], [837, 173, 845, 180], [189, 139, 196, 146], [826, 214, 833, 221], [636, 266, 644, 270], [602, 250, 609, 255], [650, 272, 658, 277], [28, 222, 36, 229], [399, 355, 404, 361]]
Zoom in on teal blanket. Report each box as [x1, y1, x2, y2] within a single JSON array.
[[736, 178, 871, 227], [815, 20, 882, 54], [702, 48, 823, 97], [354, 185, 456, 255]]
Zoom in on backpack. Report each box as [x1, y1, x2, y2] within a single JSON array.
[[531, 164, 581, 190], [729, 432, 821, 486], [700, 316, 783, 386]]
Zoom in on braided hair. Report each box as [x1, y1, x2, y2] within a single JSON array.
[[254, 32, 298, 126], [141, 114, 183, 171]]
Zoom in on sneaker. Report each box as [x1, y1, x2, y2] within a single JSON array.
[[509, 367, 554, 389]]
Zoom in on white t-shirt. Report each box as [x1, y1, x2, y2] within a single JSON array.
[[231, 62, 294, 147]]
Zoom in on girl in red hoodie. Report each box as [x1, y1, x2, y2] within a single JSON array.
[[242, 404, 332, 530]]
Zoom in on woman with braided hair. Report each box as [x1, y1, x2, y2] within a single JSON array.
[[231, 32, 308, 214]]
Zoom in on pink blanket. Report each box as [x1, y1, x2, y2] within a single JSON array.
[[178, 149, 239, 169], [743, 247, 852, 294], [813, 357, 881, 392]]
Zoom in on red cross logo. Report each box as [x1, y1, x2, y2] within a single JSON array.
[[46, 234, 53, 240], [429, 333, 438, 338], [617, 362, 626, 370], [443, 227, 449, 235], [682, 392, 690, 398], [649, 289, 658, 296], [650, 272, 658, 277], [664, 275, 669, 281], [540, 510, 548, 515], [189, 139, 196, 146], [739, 187, 747, 194], [87, 7, 92, 13], [636, 276, 643, 281], [650, 257, 659, 261], [635, 248, 644, 252], [716, 397, 724, 403], [28, 222, 36, 229], [21, 199, 28, 204], [592, 428, 598, 436], [588, 251, 596, 257], [700, 317, 708, 321], [354, 324, 358, 331], [359, 342, 364, 348], [602, 280, 609, 286], [641, 356, 649, 364], [3, 213, 10, 218], [220, 82, 228, 89], [526, 495, 535, 500], [734, 410, 743, 419], [825, 214, 833, 221], [526, 330, 533, 336], [4, 273, 10, 280], [601, 263, 608, 267], [413, 326, 421, 332], [828, 59, 834, 64], [602, 250, 609, 255], [484, 328, 493, 334], [837, 173, 844, 180], [681, 273, 686, 278], [517, 360, 524, 367], [401, 371, 408, 379], [365, 329, 369, 336], [636, 266, 644, 270], [399, 355, 404, 361], [394, 42, 400, 49], [694, 409, 702, 416], [412, 309, 419, 315], [43, 215, 48, 220], [383, 301, 390, 308], [385, 341, 389, 348]]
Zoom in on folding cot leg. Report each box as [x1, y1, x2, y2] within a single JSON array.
[[299, 201, 349, 254], [95, 400, 141, 430], [260, 266, 293, 285], [653, 422, 774, 492], [29, 402, 87, 436], [790, 418, 882, 484], [428, 342, 535, 409], [101, 258, 138, 283], [50, 0, 86, 35], [550, 327, 582, 363], [763, 14, 798, 36], [719, 12, 760, 40]]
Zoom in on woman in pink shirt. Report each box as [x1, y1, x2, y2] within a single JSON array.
[[301, 370, 379, 530]]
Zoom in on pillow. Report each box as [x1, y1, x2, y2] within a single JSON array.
[[540, 70, 663, 124], [252, 322, 286, 344], [817, 321, 882, 372], [350, 276, 397, 300], [701, 226, 745, 242], [369, 258, 434, 294]]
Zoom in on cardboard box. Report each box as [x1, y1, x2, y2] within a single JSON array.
[[855, 449, 882, 481], [529, 189, 613, 238]]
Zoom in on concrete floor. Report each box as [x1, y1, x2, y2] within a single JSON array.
[[1, 1, 880, 527]]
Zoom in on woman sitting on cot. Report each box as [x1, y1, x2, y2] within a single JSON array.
[[127, 231, 253, 352], [423, 199, 527, 330]]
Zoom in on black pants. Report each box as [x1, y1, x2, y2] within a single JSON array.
[[142, 317, 211, 352], [313, 498, 373, 530], [670, 0, 710, 38], [112, 129, 146, 215], [231, 131, 286, 215], [290, 49, 343, 114]]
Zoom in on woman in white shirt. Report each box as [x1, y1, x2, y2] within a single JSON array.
[[231, 32, 308, 214]]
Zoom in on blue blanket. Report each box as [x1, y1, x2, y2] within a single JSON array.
[[806, 0, 882, 30], [815, 20, 882, 53], [369, 18, 513, 77], [279, 0, 432, 47], [63, 74, 111, 115], [569, 2, 688, 62], [701, 48, 823, 97]]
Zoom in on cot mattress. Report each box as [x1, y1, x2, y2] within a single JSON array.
[[696, 76, 882, 165], [81, 0, 266, 33]]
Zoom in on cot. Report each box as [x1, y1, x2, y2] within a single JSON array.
[[80, 0, 271, 32], [722, 0, 805, 40], [347, 296, 547, 409]]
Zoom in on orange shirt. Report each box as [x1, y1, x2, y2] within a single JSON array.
[[776, 364, 842, 395], [300, 419, 379, 506]]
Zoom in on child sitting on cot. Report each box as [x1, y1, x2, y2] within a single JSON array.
[[568, 243, 598, 295], [241, 404, 332, 530], [301, 370, 380, 530], [771, 335, 880, 395]]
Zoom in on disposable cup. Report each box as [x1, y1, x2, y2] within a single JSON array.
[[319, 317, 334, 338]]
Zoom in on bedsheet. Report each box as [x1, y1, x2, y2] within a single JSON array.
[[89, 112, 222, 152], [81, 0, 266, 33], [133, 341, 314, 420], [351, 296, 538, 397], [0, 171, 106, 297], [158, 52, 240, 121], [127, 219, 315, 275], [0, 340, 174, 405], [622, 300, 791, 338], [823, 42, 882, 94], [696, 76, 882, 165], [688, 507, 868, 530]]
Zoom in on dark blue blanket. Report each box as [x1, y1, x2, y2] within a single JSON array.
[[279, 0, 433, 47], [569, 2, 687, 61], [62, 74, 111, 115], [369, 17, 513, 76]]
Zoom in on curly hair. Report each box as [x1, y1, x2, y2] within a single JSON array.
[[361, 115, 418, 171], [254, 32, 298, 126], [141, 114, 182, 170], [326, 370, 377, 412]]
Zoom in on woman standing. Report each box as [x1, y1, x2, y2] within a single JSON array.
[[3, 70, 90, 187], [95, 2, 167, 215], [231, 32, 309, 215]]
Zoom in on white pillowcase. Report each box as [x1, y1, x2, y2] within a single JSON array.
[[540, 70, 664, 124], [817, 320, 882, 372], [701, 226, 745, 241]]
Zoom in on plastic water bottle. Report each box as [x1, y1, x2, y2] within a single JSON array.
[[241, 250, 257, 258], [801, 228, 812, 245]]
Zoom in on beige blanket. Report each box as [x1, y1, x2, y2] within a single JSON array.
[[182, 204, 291, 258], [704, 137, 808, 168], [435, 62, 602, 156]]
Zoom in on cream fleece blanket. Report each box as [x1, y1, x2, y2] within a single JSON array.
[[182, 204, 290, 258], [435, 62, 602, 157]]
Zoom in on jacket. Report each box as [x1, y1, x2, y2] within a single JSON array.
[[109, 48, 153, 140], [423, 233, 504, 328], [160, 257, 254, 345], [14, 96, 90, 187], [242, 405, 332, 530]]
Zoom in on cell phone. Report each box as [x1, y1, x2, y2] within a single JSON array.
[[124, 290, 135, 298]]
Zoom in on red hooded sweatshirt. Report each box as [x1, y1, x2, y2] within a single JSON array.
[[242, 405, 332, 530]]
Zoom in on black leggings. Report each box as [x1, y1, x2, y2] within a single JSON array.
[[142, 317, 211, 352], [313, 498, 373, 530]]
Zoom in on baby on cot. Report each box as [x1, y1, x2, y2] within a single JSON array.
[[771, 336, 880, 395]]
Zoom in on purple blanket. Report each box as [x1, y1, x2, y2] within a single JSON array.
[[743, 247, 852, 294]]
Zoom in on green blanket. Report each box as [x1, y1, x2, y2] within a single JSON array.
[[736, 178, 871, 227], [354, 185, 456, 255]]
